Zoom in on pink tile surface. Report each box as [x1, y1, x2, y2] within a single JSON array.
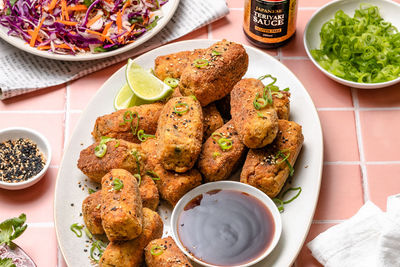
[[0, 167, 58, 222], [0, 113, 64, 164], [68, 62, 125, 110], [281, 9, 315, 57], [318, 111, 360, 162], [0, 85, 66, 111], [283, 60, 353, 108], [211, 10, 278, 57], [295, 223, 335, 267], [2, 1, 399, 266], [357, 85, 400, 108], [368, 164, 400, 210], [360, 110, 400, 161], [16, 227, 58, 267], [314, 164, 363, 220]]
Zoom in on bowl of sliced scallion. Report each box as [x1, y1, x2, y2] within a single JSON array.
[[304, 0, 400, 89]]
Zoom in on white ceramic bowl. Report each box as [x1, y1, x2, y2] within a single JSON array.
[[170, 181, 282, 267], [0, 127, 52, 190], [304, 0, 400, 89]]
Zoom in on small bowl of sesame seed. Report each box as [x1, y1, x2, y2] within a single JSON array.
[[0, 127, 52, 190]]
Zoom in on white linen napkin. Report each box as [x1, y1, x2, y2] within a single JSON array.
[[307, 194, 400, 267]]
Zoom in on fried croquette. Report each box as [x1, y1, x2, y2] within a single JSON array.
[[198, 121, 247, 182], [145, 236, 193, 267], [99, 208, 163, 267], [273, 91, 290, 120], [140, 175, 160, 211], [142, 139, 202, 206], [82, 191, 104, 235], [101, 169, 143, 242], [154, 49, 205, 81], [202, 103, 224, 141], [179, 40, 249, 106], [230, 78, 279, 148], [77, 139, 146, 183], [240, 120, 304, 198], [92, 103, 164, 143], [156, 96, 203, 173]]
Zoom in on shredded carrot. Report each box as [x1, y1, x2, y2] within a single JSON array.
[[116, 11, 122, 32], [101, 21, 113, 41], [86, 14, 102, 27], [47, 0, 58, 12], [37, 44, 75, 50], [56, 20, 78, 26], [29, 17, 45, 47], [61, 0, 69, 20], [86, 29, 113, 43], [121, 0, 130, 15], [27, 29, 43, 42], [67, 5, 87, 12]]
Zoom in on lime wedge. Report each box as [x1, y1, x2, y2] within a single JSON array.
[[126, 59, 173, 101], [114, 83, 150, 110]]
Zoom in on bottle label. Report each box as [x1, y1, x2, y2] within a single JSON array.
[[244, 0, 297, 44]]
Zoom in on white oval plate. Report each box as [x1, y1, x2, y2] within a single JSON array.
[[304, 0, 400, 89], [54, 39, 323, 267], [0, 0, 179, 61]]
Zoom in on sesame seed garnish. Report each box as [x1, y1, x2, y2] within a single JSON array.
[[0, 138, 45, 183]]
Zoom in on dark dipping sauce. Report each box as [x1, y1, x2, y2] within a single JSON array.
[[177, 189, 275, 266]]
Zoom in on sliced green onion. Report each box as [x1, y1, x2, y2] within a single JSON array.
[[131, 112, 140, 135], [281, 187, 302, 204], [212, 152, 221, 159], [164, 77, 179, 88], [112, 178, 124, 191], [253, 93, 268, 110], [70, 223, 83, 237], [90, 240, 106, 263], [146, 170, 160, 181], [311, 4, 400, 83], [137, 129, 156, 142], [258, 74, 277, 86], [218, 138, 233, 151], [271, 91, 283, 98], [263, 87, 273, 104], [84, 228, 93, 239], [212, 50, 222, 56], [150, 245, 164, 256], [114, 140, 120, 148], [94, 143, 107, 158], [88, 188, 97, 194], [190, 95, 197, 101], [96, 204, 101, 210], [276, 150, 294, 176], [257, 112, 265, 118], [211, 132, 223, 141], [193, 59, 209, 68], [134, 174, 141, 186], [123, 110, 134, 123], [173, 103, 189, 114], [272, 198, 284, 213]]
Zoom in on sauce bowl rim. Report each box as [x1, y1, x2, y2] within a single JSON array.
[[170, 180, 282, 267]]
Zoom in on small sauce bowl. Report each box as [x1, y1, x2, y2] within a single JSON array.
[[0, 127, 52, 190], [171, 181, 282, 267]]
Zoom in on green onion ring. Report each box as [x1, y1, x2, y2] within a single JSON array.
[[258, 74, 277, 86], [94, 143, 107, 158], [146, 170, 160, 181], [263, 87, 273, 104], [276, 150, 294, 176], [271, 91, 283, 98], [137, 129, 156, 142], [88, 188, 97, 194], [84, 228, 93, 239], [130, 112, 140, 135], [112, 178, 124, 191], [272, 198, 285, 213], [173, 103, 189, 114], [281, 187, 302, 204], [212, 152, 221, 159], [123, 110, 134, 123], [150, 245, 164, 256], [190, 95, 197, 101], [70, 223, 83, 237], [193, 59, 209, 68], [218, 138, 233, 151], [212, 50, 222, 56], [134, 173, 141, 186], [164, 77, 180, 88], [211, 132, 223, 142], [90, 240, 106, 263]]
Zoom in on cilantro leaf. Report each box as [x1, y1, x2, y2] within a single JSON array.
[[0, 257, 16, 267], [0, 214, 28, 247]]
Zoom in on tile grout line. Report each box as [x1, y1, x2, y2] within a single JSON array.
[[351, 88, 370, 203]]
